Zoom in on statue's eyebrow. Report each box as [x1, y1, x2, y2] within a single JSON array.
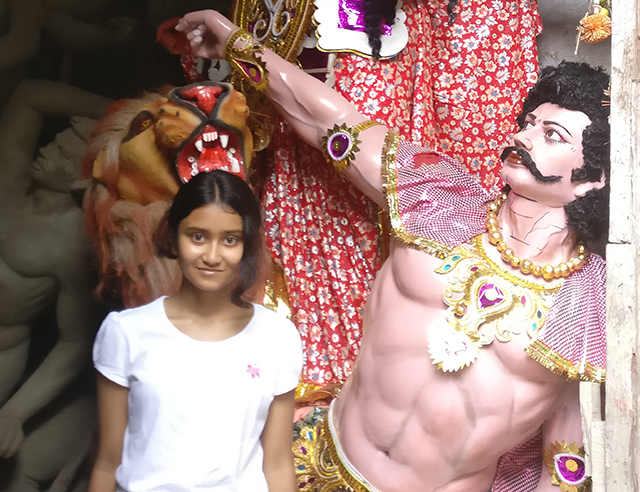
[[527, 112, 573, 137], [542, 120, 572, 137]]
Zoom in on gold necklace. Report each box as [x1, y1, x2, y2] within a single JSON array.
[[485, 192, 587, 281]]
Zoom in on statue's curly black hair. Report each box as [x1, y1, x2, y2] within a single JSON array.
[[363, 0, 459, 58], [516, 61, 611, 243]]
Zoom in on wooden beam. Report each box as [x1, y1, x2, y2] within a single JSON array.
[[605, 0, 640, 489]]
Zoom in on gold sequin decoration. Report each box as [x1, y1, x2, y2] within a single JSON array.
[[428, 239, 557, 372], [293, 418, 373, 492], [381, 130, 451, 259]]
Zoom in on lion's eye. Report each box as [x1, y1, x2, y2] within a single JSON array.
[[122, 111, 156, 143]]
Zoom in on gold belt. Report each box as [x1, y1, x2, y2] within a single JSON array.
[[293, 414, 375, 492]]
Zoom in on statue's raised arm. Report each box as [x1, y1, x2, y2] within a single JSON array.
[[177, 10, 389, 207]]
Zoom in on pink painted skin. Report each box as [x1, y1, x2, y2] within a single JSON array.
[[177, 10, 604, 492]]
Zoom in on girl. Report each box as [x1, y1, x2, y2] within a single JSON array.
[[88, 170, 302, 492]]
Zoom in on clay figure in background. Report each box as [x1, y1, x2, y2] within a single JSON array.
[[0, 80, 110, 492], [42, 0, 136, 53], [178, 11, 609, 492], [0, 0, 42, 111]]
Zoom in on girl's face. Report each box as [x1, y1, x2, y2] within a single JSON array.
[[176, 202, 244, 293]]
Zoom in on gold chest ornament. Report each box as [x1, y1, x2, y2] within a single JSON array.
[[428, 236, 563, 372]]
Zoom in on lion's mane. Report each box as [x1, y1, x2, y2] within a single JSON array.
[[80, 92, 181, 307]]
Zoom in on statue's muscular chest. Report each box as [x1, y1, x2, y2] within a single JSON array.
[[386, 238, 559, 378], [0, 211, 64, 275], [390, 245, 448, 307]]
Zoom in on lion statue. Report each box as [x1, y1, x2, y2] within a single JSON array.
[[81, 81, 254, 307]]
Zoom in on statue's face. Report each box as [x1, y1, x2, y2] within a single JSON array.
[[31, 128, 86, 193], [501, 103, 593, 208]]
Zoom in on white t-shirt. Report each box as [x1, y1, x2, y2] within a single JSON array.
[[93, 297, 303, 492]]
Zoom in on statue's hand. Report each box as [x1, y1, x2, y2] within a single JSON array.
[[176, 10, 238, 60], [0, 415, 24, 458]]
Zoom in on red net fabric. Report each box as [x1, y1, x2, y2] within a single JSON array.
[[491, 432, 543, 492], [390, 140, 492, 248], [534, 254, 607, 382]]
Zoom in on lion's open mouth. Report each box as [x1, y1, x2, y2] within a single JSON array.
[[171, 83, 249, 183], [176, 123, 245, 183]]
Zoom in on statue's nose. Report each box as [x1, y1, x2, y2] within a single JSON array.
[[175, 84, 226, 116]]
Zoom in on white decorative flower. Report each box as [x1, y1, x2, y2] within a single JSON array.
[[429, 328, 481, 372]]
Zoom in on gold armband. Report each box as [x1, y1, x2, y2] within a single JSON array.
[[321, 120, 384, 172], [224, 28, 269, 92], [543, 442, 591, 492]]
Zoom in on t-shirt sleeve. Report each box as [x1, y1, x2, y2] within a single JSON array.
[[93, 312, 131, 388], [274, 320, 303, 396]]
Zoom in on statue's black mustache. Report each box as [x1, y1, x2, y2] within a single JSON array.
[[500, 147, 562, 184]]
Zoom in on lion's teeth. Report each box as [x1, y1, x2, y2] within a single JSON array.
[[227, 150, 240, 173], [204, 131, 217, 142], [220, 134, 229, 148], [195, 139, 203, 152]]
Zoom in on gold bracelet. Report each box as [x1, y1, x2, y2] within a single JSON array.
[[224, 28, 269, 92], [321, 120, 384, 172], [542, 441, 591, 492]]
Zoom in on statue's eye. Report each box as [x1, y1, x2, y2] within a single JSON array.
[[122, 111, 155, 143]]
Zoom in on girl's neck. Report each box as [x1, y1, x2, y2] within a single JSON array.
[[173, 280, 239, 316], [165, 280, 253, 342]]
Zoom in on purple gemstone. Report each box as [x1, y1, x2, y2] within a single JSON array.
[[328, 132, 352, 161], [299, 446, 308, 455], [556, 455, 586, 484], [470, 266, 479, 272], [521, 296, 526, 305], [238, 60, 262, 83], [478, 283, 506, 309]]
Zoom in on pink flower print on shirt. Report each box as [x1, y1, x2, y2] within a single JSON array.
[[247, 364, 260, 378]]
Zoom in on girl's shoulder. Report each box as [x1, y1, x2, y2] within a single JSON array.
[[251, 304, 295, 327], [249, 304, 301, 342], [114, 296, 166, 321], [99, 296, 167, 338]]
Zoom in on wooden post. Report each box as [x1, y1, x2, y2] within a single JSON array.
[[603, 0, 640, 489]]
